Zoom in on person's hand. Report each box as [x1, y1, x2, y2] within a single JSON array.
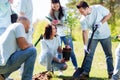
[[94, 22, 102, 28], [118, 35, 120, 38], [114, 35, 120, 39], [52, 20, 59, 25], [84, 45, 90, 54], [9, 0, 13, 4], [59, 58, 65, 63], [65, 45, 71, 49]]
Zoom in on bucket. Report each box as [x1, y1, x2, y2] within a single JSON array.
[[62, 46, 71, 61]]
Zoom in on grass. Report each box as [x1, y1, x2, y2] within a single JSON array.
[[9, 41, 119, 80]]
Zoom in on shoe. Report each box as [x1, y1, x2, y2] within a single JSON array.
[[58, 71, 63, 76], [0, 74, 5, 80], [79, 73, 89, 80], [74, 67, 78, 70], [108, 73, 113, 79], [5, 78, 13, 80]]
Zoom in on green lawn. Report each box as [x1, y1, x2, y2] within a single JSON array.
[[9, 41, 119, 80]]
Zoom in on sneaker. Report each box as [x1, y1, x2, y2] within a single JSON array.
[[79, 73, 89, 80], [0, 74, 5, 80], [108, 73, 113, 79], [58, 71, 63, 76]]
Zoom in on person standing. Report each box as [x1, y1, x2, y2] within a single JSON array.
[[76, 1, 114, 79], [0, 0, 11, 35], [0, 16, 36, 80], [48, 0, 78, 70], [111, 35, 120, 80], [12, 0, 33, 42]]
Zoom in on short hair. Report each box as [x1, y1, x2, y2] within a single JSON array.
[[17, 16, 28, 22], [76, 1, 89, 9]]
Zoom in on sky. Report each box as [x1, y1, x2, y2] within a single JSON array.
[[32, 0, 68, 23]]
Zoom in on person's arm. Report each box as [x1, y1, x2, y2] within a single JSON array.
[[82, 30, 88, 45], [18, 0, 26, 16], [17, 37, 32, 50], [15, 23, 32, 50], [99, 5, 112, 24], [53, 57, 65, 63], [101, 13, 111, 24], [57, 46, 62, 53]]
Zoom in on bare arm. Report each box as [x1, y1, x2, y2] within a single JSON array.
[[82, 30, 88, 45], [17, 37, 32, 50], [57, 46, 62, 53], [101, 13, 111, 24], [19, 12, 25, 16]]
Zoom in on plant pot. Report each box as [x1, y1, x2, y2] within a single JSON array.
[[62, 47, 71, 61]]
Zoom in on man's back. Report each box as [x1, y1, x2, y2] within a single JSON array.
[[0, 23, 26, 66]]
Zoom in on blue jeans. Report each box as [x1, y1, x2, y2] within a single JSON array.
[[0, 47, 36, 80], [83, 37, 114, 74], [60, 35, 78, 68], [112, 44, 120, 80]]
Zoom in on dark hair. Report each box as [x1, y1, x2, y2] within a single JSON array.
[[76, 1, 89, 9], [44, 24, 56, 39], [50, 0, 64, 20]]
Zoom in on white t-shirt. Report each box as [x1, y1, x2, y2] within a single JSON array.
[[0, 23, 26, 66], [80, 5, 111, 39], [39, 36, 61, 66]]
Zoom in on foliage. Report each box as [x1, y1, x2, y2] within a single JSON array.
[[32, 20, 49, 44], [65, 10, 79, 33]]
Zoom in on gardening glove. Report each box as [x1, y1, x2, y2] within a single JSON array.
[[94, 22, 102, 28], [84, 45, 90, 54]]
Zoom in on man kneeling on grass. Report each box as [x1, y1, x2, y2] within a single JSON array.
[[0, 16, 36, 80]]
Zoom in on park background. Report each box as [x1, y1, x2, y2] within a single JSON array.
[[11, 0, 120, 80]]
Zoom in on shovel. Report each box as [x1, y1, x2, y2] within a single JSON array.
[[73, 26, 98, 78]]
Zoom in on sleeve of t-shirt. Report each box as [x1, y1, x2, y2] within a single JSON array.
[[56, 35, 61, 46], [80, 17, 88, 30], [98, 5, 110, 17], [61, 7, 67, 23], [40, 40, 49, 52], [14, 23, 26, 38]]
